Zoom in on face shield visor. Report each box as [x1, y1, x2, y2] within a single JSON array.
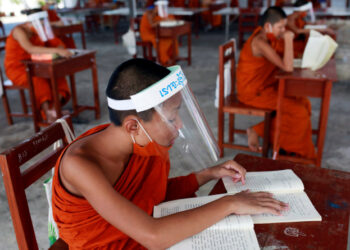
[[294, 2, 315, 23], [27, 11, 54, 42], [107, 65, 220, 173], [155, 0, 169, 18]]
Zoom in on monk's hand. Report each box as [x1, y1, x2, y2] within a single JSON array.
[[226, 190, 289, 215], [56, 48, 73, 58], [195, 160, 246, 186], [283, 30, 295, 41]]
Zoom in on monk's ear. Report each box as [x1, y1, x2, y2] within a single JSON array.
[[122, 115, 140, 135]]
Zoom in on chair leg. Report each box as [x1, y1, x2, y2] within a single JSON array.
[[228, 113, 235, 143], [1, 89, 14, 125], [19, 90, 28, 114], [218, 111, 225, 157], [262, 112, 271, 157]]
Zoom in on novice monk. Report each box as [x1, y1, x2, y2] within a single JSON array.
[[4, 11, 72, 123], [287, 0, 335, 56], [201, 0, 223, 30], [140, 4, 178, 66], [236, 6, 316, 159], [52, 58, 288, 249], [41, 0, 76, 48]]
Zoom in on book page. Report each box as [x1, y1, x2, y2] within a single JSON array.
[[169, 225, 259, 250], [252, 191, 322, 224], [311, 35, 338, 70], [154, 195, 260, 250], [304, 24, 328, 30], [301, 36, 327, 68], [222, 169, 304, 195]]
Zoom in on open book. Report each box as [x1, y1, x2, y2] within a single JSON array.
[[300, 30, 338, 71], [154, 169, 321, 249], [31, 53, 61, 61], [222, 169, 322, 224], [153, 194, 260, 250]]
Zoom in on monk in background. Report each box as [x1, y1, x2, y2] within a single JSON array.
[[41, 0, 77, 48], [201, 0, 222, 30], [5, 11, 72, 123], [287, 0, 335, 57], [236, 6, 316, 160], [140, 4, 178, 66]]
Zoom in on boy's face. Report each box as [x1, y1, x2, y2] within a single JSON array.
[[271, 19, 287, 39], [143, 93, 183, 147]]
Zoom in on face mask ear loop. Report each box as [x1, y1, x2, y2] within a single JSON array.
[[134, 119, 153, 142], [130, 134, 136, 143]]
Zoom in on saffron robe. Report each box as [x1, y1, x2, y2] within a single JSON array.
[[201, 1, 222, 28], [52, 124, 199, 249], [140, 13, 179, 65], [4, 29, 70, 108], [236, 27, 316, 159], [47, 9, 76, 49]]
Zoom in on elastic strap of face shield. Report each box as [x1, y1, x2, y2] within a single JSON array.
[[107, 65, 187, 112]]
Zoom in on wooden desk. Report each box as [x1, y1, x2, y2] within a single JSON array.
[[210, 154, 350, 249], [274, 60, 337, 167], [23, 50, 100, 131], [52, 23, 86, 49], [156, 22, 191, 66]]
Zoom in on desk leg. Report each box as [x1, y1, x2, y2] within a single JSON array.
[[69, 75, 78, 116], [315, 81, 332, 167], [273, 79, 285, 160], [81, 29, 87, 49], [50, 73, 62, 119], [25, 66, 40, 132], [91, 57, 100, 119], [112, 15, 121, 44], [188, 29, 192, 66]]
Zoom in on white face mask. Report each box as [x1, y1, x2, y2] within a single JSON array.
[[268, 23, 273, 33], [130, 119, 153, 144]]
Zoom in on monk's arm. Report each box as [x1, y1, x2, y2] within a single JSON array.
[[62, 156, 286, 249], [195, 160, 246, 186], [254, 33, 294, 72], [146, 12, 159, 28], [12, 27, 71, 57], [287, 15, 310, 35]]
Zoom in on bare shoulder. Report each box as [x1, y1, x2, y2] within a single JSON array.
[[251, 34, 269, 56], [59, 137, 106, 196]]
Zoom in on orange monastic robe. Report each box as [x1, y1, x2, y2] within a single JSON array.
[[4, 29, 70, 109], [293, 15, 307, 57], [52, 124, 199, 249], [140, 13, 179, 65], [201, 1, 222, 28], [236, 27, 316, 159]]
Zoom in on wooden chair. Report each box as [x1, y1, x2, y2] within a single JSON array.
[[131, 17, 156, 61], [0, 37, 39, 131], [238, 8, 261, 49], [217, 39, 273, 157], [0, 115, 73, 250]]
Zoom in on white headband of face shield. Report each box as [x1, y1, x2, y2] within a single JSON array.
[[107, 65, 187, 112], [27, 11, 54, 42], [293, 2, 313, 12]]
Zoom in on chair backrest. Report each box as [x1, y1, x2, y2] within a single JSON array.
[[218, 39, 236, 108], [238, 8, 261, 29], [0, 115, 74, 250], [248, 0, 263, 8]]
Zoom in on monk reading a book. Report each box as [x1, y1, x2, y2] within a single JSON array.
[[140, 2, 178, 66], [52, 58, 288, 249], [236, 6, 316, 159], [287, 0, 335, 56], [4, 10, 72, 123]]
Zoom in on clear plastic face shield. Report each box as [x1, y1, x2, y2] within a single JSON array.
[[27, 11, 54, 42], [107, 65, 220, 174], [294, 2, 315, 23], [155, 0, 169, 18]]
